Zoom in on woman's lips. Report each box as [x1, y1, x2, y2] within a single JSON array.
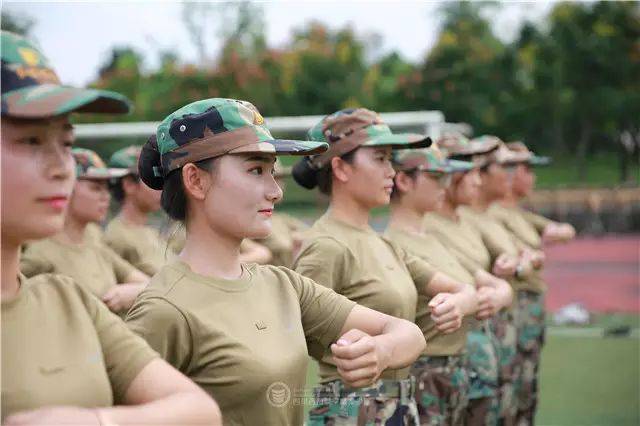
[[38, 196, 68, 211], [258, 208, 273, 217]]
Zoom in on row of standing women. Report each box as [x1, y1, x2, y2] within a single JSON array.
[[1, 30, 575, 425]]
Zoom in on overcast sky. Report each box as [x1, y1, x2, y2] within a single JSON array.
[[4, 0, 557, 86]]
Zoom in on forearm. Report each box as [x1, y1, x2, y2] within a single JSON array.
[[375, 318, 425, 369], [98, 391, 221, 425], [451, 283, 477, 315]]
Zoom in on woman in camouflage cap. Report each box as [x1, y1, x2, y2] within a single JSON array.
[[292, 109, 477, 425], [1, 31, 221, 425], [125, 98, 427, 425]]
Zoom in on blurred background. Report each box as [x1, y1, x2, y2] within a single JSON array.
[[3, 1, 638, 424]]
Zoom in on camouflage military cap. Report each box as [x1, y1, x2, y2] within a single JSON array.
[[1, 31, 131, 118], [109, 145, 142, 174], [306, 108, 431, 168], [438, 133, 501, 158], [393, 144, 474, 174], [154, 98, 328, 177], [506, 141, 551, 166], [73, 147, 128, 180]]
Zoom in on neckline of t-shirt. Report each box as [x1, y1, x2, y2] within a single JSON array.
[[49, 235, 92, 252], [170, 260, 254, 292]]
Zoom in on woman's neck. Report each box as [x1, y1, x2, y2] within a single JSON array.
[[329, 190, 371, 230], [439, 197, 459, 220], [388, 201, 424, 234], [179, 215, 243, 280], [57, 215, 88, 244], [119, 200, 148, 226], [500, 192, 519, 208], [1, 238, 21, 300]]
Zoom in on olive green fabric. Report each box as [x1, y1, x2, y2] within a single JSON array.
[[1, 274, 157, 420], [125, 261, 355, 426], [21, 237, 137, 300], [384, 227, 473, 356], [457, 206, 538, 293], [258, 213, 308, 268], [422, 212, 492, 276], [294, 213, 435, 382], [519, 209, 553, 235], [104, 217, 172, 276], [84, 222, 105, 245], [488, 203, 547, 293]]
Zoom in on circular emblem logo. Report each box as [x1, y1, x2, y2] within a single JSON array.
[[266, 381, 291, 407]]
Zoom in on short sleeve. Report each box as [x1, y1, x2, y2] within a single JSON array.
[[76, 283, 159, 403], [399, 246, 437, 287], [20, 246, 55, 278], [125, 297, 194, 373], [101, 245, 138, 282], [293, 237, 355, 292], [283, 270, 356, 359], [521, 210, 554, 234]]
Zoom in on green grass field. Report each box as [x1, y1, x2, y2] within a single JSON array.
[[304, 315, 640, 425]]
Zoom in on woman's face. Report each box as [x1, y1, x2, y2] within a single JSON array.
[[449, 169, 481, 206], [407, 171, 446, 213], [480, 163, 509, 201], [512, 163, 535, 197], [342, 146, 395, 209], [200, 153, 283, 240], [127, 176, 162, 213], [1, 116, 76, 243], [68, 179, 111, 224]]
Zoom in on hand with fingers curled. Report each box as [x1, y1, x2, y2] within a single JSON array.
[[475, 286, 500, 320], [101, 283, 142, 313], [428, 292, 464, 334], [522, 248, 545, 269], [331, 329, 392, 388], [492, 253, 518, 278]]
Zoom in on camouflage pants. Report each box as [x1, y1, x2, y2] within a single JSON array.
[[489, 311, 520, 426], [308, 378, 420, 425], [465, 326, 499, 426], [410, 354, 469, 426], [514, 291, 545, 426]]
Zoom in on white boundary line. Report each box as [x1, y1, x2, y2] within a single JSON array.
[[546, 327, 640, 338]]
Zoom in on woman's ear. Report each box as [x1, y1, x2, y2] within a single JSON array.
[[394, 171, 414, 194], [181, 163, 211, 201], [331, 156, 352, 183]]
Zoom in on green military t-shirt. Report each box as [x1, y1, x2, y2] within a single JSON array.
[[458, 206, 537, 293], [84, 222, 105, 246], [1, 274, 157, 420], [21, 237, 136, 299], [294, 214, 435, 382], [422, 212, 492, 276], [126, 261, 355, 426], [384, 227, 474, 356], [520, 209, 553, 235], [488, 203, 547, 293], [104, 216, 171, 276], [257, 213, 308, 268]]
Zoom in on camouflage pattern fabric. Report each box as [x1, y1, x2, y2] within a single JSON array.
[[109, 145, 142, 173], [410, 354, 469, 426], [309, 378, 420, 425], [392, 145, 473, 175], [1, 31, 130, 118], [465, 324, 500, 426], [437, 134, 501, 159], [514, 291, 545, 426], [72, 148, 128, 180], [154, 98, 327, 176], [489, 311, 520, 426], [306, 108, 431, 168]]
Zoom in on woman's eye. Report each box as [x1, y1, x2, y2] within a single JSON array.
[[249, 167, 263, 175], [20, 137, 40, 146]]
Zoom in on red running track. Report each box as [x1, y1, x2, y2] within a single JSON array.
[[543, 235, 640, 313]]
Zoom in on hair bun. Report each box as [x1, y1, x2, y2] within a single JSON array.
[[292, 157, 319, 190], [138, 134, 165, 190]]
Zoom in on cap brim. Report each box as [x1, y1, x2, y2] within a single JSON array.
[[443, 159, 474, 173], [365, 133, 432, 149], [80, 167, 130, 180], [529, 155, 551, 166], [2, 84, 131, 118], [228, 140, 328, 156]]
